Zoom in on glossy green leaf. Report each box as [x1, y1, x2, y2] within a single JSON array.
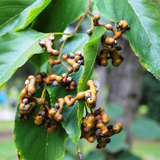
[[32, 0, 88, 35], [29, 52, 49, 72], [14, 89, 68, 160], [47, 27, 105, 144], [78, 26, 106, 125], [92, 0, 160, 80], [130, 117, 160, 139], [0, 29, 47, 88], [0, 0, 51, 36]]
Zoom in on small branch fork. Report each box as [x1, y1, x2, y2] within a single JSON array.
[[59, 0, 93, 58], [56, 0, 93, 83], [44, 0, 93, 85]]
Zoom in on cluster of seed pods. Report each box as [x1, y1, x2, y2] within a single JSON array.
[[17, 29, 124, 152], [81, 108, 122, 149], [91, 14, 131, 67], [17, 73, 100, 133], [17, 34, 84, 131]]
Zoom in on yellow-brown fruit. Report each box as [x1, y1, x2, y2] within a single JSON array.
[[50, 74, 63, 83], [100, 108, 109, 124], [36, 74, 43, 83], [49, 108, 56, 117], [113, 123, 123, 133], [97, 137, 107, 148], [105, 37, 115, 45], [72, 63, 80, 72], [94, 14, 100, 21], [34, 115, 43, 126], [47, 124, 58, 133], [27, 75, 36, 95], [58, 98, 65, 112], [49, 56, 61, 66], [85, 131, 95, 143], [109, 48, 123, 67], [64, 95, 76, 106], [96, 49, 109, 66], [87, 29, 92, 35], [117, 20, 128, 29], [54, 112, 63, 122], [86, 135, 95, 143], [105, 24, 113, 30], [101, 60, 108, 66], [62, 54, 80, 72], [96, 122, 108, 135], [86, 80, 97, 108], [82, 115, 95, 130], [45, 39, 59, 56], [69, 81, 76, 90], [36, 97, 45, 105], [76, 92, 86, 99]]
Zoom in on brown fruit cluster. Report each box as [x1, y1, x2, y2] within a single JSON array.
[[17, 34, 84, 132], [81, 108, 123, 149], [38, 34, 84, 85], [17, 74, 99, 133], [92, 14, 130, 67], [17, 32, 123, 157], [96, 46, 124, 67], [62, 51, 84, 72]]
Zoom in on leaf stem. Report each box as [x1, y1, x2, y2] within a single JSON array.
[[59, 0, 92, 57], [41, 88, 47, 98], [90, 16, 93, 30], [45, 32, 71, 36], [58, 35, 71, 60], [77, 145, 82, 160]]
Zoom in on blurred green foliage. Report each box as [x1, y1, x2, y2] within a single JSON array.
[[105, 131, 128, 153], [130, 118, 160, 139], [105, 103, 123, 121], [140, 71, 160, 121], [0, 141, 17, 160]]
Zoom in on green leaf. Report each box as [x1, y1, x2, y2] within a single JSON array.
[[14, 89, 68, 160], [47, 27, 105, 144], [0, 0, 51, 36], [0, 29, 47, 89], [130, 117, 160, 139], [92, 0, 160, 80], [105, 130, 128, 153], [32, 0, 88, 35], [78, 26, 106, 125], [29, 52, 49, 72]]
